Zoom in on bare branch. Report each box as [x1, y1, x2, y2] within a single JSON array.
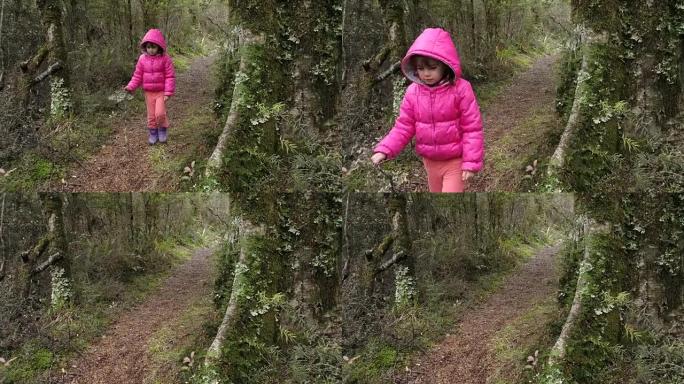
[[374, 60, 401, 83], [31, 61, 62, 85], [205, 206, 231, 228], [375, 250, 406, 274], [31, 252, 61, 275]]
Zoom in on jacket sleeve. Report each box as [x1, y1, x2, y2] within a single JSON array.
[[125, 56, 144, 91], [374, 87, 416, 159], [164, 56, 176, 96], [457, 79, 484, 172]]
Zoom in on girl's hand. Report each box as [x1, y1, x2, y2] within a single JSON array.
[[462, 170, 475, 182], [371, 152, 387, 165], [164, 96, 169, 102], [123, 86, 131, 94]]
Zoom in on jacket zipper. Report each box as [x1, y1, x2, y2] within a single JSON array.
[[430, 90, 436, 147]]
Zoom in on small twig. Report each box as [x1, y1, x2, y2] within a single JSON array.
[[206, 206, 231, 228]]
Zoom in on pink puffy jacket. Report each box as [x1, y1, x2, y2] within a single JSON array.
[[374, 28, 484, 172], [125, 29, 176, 96]]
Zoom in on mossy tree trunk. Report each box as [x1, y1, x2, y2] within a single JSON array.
[[20, 193, 71, 308], [18, 0, 71, 115]]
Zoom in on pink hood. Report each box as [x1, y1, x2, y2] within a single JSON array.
[[125, 29, 175, 96], [401, 28, 462, 83], [140, 29, 167, 53], [374, 28, 484, 172]]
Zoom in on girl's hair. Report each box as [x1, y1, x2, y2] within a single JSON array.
[[410, 55, 456, 84]]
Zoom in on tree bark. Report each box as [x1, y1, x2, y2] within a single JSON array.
[[205, 222, 263, 368], [205, 29, 264, 178], [548, 27, 605, 181], [548, 217, 606, 367]]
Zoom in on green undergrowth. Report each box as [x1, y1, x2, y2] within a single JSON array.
[[0, 91, 144, 191], [343, 229, 562, 383], [146, 296, 218, 384], [344, 43, 560, 193], [148, 103, 219, 191], [0, 237, 209, 384], [0, 49, 209, 192], [490, 300, 559, 384]]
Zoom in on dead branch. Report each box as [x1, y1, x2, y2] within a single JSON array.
[[374, 60, 401, 83], [31, 252, 61, 275], [31, 62, 62, 85], [205, 205, 231, 228], [375, 250, 406, 274]]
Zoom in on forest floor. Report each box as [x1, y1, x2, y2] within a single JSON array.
[[60, 247, 215, 384], [57, 55, 218, 192], [350, 53, 563, 192], [466, 54, 562, 192], [395, 244, 561, 384]]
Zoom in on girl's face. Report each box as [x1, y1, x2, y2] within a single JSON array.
[[145, 43, 160, 56], [415, 57, 447, 85]]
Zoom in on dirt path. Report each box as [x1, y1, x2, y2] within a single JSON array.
[[397, 245, 560, 384], [466, 54, 560, 192], [59, 55, 216, 192], [360, 54, 561, 192], [62, 248, 213, 384]]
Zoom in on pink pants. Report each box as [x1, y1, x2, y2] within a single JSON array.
[[422, 157, 464, 192], [144, 91, 169, 129]]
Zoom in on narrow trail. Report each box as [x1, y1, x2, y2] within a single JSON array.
[[59, 55, 217, 192], [397, 245, 560, 384], [386, 54, 560, 192], [62, 248, 213, 384], [466, 54, 560, 192]]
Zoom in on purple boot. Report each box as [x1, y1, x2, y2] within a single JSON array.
[[158, 127, 168, 144], [148, 128, 158, 145]]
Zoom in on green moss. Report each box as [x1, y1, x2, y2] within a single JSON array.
[[345, 342, 400, 383]]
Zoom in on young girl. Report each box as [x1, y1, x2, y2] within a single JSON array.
[[124, 29, 176, 145], [371, 28, 484, 192]]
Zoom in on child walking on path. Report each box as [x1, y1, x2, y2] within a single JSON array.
[[125, 29, 176, 145], [371, 28, 484, 192]]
